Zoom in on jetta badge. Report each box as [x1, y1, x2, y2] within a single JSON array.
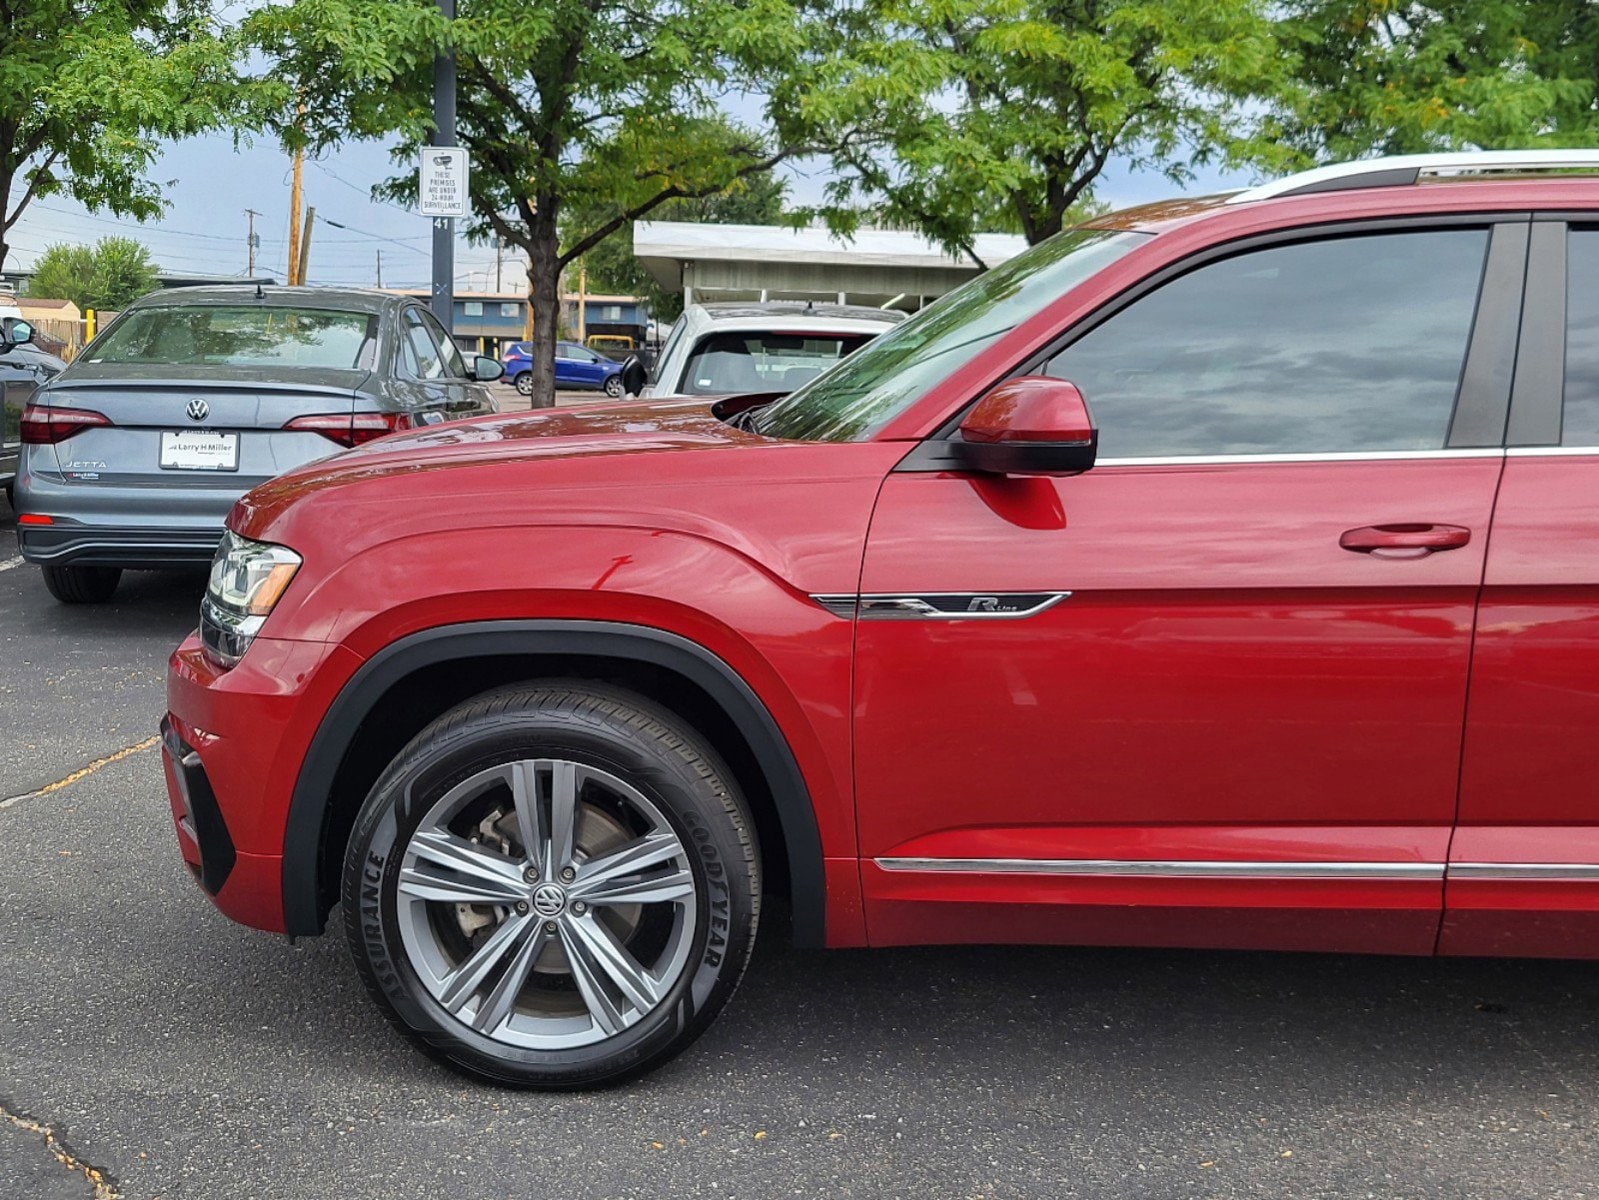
[[185, 398, 210, 423]]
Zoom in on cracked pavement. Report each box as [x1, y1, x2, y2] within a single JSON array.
[[3, 495, 1599, 1199]]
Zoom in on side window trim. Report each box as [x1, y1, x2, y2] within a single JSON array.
[[1506, 218, 1568, 446], [896, 214, 1527, 473]]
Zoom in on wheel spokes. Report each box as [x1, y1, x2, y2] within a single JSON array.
[[399, 828, 526, 906], [571, 832, 683, 894], [566, 913, 665, 1016], [558, 921, 630, 1036], [471, 922, 551, 1034], [437, 912, 533, 1013], [546, 760, 579, 879], [574, 864, 695, 907]]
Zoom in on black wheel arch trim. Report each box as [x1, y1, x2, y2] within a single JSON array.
[[281, 619, 828, 947]]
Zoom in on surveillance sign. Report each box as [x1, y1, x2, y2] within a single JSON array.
[[419, 148, 470, 218]]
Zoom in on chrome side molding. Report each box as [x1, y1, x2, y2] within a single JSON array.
[[875, 856, 1599, 882], [812, 592, 1070, 620], [875, 857, 1443, 880]]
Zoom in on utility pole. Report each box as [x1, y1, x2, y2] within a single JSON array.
[[287, 144, 304, 286], [297, 206, 315, 285], [431, 0, 456, 331], [376, 250, 383, 289], [244, 208, 261, 276], [495, 239, 504, 294]]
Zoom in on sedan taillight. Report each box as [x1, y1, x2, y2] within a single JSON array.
[[283, 412, 413, 448], [20, 404, 112, 444]]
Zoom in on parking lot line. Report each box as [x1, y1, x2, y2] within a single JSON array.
[[0, 736, 160, 810]]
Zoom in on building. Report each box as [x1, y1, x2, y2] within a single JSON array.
[[632, 221, 1029, 310], [389, 291, 648, 356]]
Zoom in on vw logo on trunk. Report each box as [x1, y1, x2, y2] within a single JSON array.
[[185, 398, 210, 422]]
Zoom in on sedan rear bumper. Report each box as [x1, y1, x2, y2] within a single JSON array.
[[18, 521, 221, 567]]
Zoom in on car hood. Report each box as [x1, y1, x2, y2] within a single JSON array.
[[236, 395, 767, 523]]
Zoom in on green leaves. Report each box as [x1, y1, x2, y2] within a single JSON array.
[[26, 236, 160, 311], [795, 0, 1295, 250], [0, 2, 250, 258]]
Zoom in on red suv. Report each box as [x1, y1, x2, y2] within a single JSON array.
[[164, 152, 1599, 1087]]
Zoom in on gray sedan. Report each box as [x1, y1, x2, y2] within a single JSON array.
[[14, 286, 501, 603]]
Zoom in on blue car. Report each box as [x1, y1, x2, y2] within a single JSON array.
[[501, 340, 625, 398]]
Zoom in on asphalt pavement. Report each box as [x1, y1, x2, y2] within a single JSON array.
[[3, 490, 1599, 1199]]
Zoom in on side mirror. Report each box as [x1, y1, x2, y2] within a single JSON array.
[[620, 354, 648, 397], [953, 376, 1097, 476], [1, 317, 33, 348], [473, 355, 504, 383]]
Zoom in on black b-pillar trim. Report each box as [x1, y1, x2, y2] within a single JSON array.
[[280, 620, 829, 948]]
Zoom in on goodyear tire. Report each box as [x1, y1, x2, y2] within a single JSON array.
[[342, 682, 760, 1088]]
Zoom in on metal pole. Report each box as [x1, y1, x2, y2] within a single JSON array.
[[431, 0, 456, 331]]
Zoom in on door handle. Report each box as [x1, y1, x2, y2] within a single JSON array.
[[1339, 523, 1472, 559]]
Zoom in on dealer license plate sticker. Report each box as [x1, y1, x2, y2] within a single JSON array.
[[160, 430, 239, 472]]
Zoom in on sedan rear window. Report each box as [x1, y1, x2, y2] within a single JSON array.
[[87, 306, 379, 370], [681, 331, 874, 395]]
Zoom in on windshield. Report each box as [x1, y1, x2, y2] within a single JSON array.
[[751, 228, 1150, 441], [682, 330, 876, 395], [88, 306, 379, 370]]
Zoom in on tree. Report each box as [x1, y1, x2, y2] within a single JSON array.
[[1273, 1, 1599, 158], [249, 0, 834, 407], [27, 237, 162, 311], [0, 1, 251, 275], [787, 0, 1296, 259], [563, 135, 791, 326]]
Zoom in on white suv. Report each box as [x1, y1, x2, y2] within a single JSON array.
[[642, 301, 905, 398]]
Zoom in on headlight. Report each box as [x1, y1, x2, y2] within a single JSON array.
[[200, 531, 302, 668]]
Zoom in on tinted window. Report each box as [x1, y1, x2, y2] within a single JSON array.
[[89, 306, 378, 369], [751, 229, 1149, 439], [1045, 230, 1488, 457], [683, 331, 875, 396], [1563, 229, 1599, 445], [402, 312, 443, 380]]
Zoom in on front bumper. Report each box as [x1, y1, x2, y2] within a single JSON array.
[[163, 633, 360, 934]]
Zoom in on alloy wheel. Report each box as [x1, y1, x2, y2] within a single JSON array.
[[396, 758, 698, 1048]]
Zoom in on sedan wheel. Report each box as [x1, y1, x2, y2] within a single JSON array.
[[514, 372, 534, 396], [343, 683, 760, 1087], [603, 374, 624, 398]]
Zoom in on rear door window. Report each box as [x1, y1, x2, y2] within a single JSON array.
[[1562, 229, 1599, 445], [1044, 229, 1489, 457]]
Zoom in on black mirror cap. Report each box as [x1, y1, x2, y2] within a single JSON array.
[[1, 317, 34, 348], [473, 355, 504, 383], [949, 432, 1098, 477], [620, 355, 648, 396]]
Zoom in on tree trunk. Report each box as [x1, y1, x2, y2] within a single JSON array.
[[526, 219, 562, 410]]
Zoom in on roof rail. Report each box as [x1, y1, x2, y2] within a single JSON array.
[[1228, 149, 1599, 204]]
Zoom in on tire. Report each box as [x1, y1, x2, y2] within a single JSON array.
[[342, 682, 761, 1089], [40, 564, 121, 604], [514, 372, 533, 396], [603, 374, 624, 398]]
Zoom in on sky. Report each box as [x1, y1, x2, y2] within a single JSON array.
[[5, 130, 1258, 293]]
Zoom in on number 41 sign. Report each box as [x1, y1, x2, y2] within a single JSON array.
[[419, 148, 470, 218]]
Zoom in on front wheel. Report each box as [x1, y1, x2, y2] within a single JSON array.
[[514, 372, 533, 396], [603, 374, 624, 398], [342, 683, 761, 1088], [40, 564, 121, 604]]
